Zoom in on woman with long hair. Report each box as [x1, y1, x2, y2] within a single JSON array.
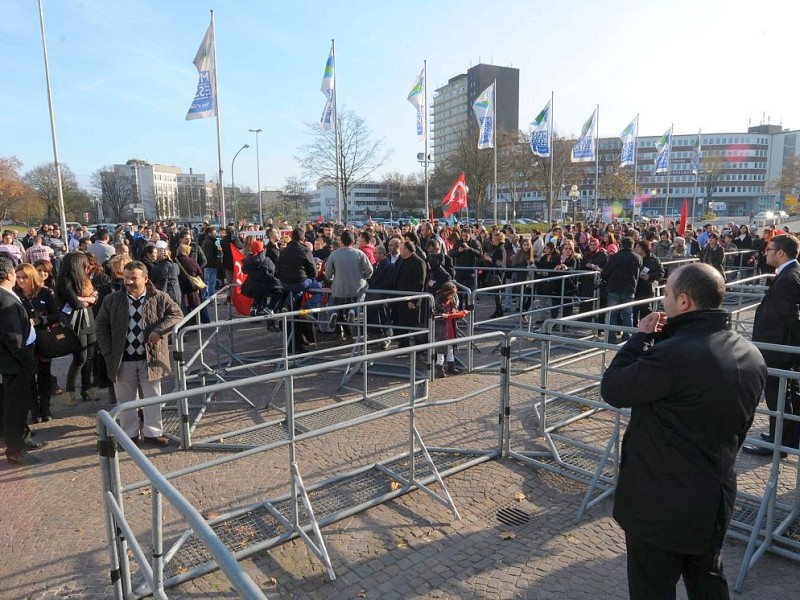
[[15, 264, 60, 422], [176, 243, 203, 313], [55, 251, 98, 403]]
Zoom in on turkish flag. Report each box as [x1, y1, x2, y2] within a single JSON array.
[[442, 172, 468, 217], [678, 198, 688, 236], [316, 214, 323, 223], [230, 245, 253, 316]]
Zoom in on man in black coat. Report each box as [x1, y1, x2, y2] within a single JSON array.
[[0, 257, 43, 465], [367, 245, 396, 345], [393, 241, 427, 350], [600, 236, 642, 340], [744, 233, 800, 456], [601, 263, 766, 599]]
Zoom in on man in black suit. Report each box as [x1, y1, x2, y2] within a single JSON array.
[[393, 241, 427, 351], [602, 263, 766, 598], [0, 256, 42, 465], [744, 233, 800, 456]]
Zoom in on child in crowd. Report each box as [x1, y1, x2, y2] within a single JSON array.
[[433, 281, 468, 378]]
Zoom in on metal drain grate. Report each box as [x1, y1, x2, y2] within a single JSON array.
[[496, 506, 530, 527]]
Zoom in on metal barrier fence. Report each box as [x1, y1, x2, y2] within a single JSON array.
[[169, 289, 436, 449], [97, 268, 798, 597], [98, 331, 506, 597]]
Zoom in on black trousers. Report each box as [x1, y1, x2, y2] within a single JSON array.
[[765, 373, 800, 448], [625, 533, 729, 600], [2, 362, 35, 453]]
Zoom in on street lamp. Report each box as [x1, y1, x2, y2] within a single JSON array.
[[248, 128, 263, 225], [230, 143, 249, 224], [569, 184, 580, 223]]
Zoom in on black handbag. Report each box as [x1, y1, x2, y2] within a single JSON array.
[[36, 322, 82, 359]]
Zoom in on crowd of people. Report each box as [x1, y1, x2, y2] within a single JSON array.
[[0, 214, 796, 466]]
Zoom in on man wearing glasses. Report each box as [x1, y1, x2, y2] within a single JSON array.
[[743, 234, 800, 457]]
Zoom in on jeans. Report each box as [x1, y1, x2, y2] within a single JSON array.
[[606, 292, 634, 334], [203, 267, 217, 299]]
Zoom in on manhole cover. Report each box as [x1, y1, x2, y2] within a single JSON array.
[[496, 506, 531, 527]]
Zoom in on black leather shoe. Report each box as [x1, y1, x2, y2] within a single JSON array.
[[7, 450, 42, 465], [760, 433, 774, 443], [141, 435, 172, 447], [742, 443, 786, 458], [23, 441, 48, 451]]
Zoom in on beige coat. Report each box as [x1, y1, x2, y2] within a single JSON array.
[[96, 282, 184, 382]]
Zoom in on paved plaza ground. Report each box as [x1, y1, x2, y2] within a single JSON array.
[[1, 306, 798, 599]]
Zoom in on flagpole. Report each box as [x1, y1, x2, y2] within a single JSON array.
[[633, 113, 639, 216], [493, 79, 498, 224], [206, 10, 226, 226], [37, 0, 68, 236], [594, 104, 600, 218], [332, 39, 342, 223], [548, 90, 554, 223], [692, 128, 701, 227], [665, 123, 673, 217], [423, 59, 430, 223]]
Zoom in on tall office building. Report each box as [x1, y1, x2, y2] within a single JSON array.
[[431, 63, 519, 166]]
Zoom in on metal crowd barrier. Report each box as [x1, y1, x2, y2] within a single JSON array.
[[169, 290, 436, 448], [98, 266, 797, 596], [96, 414, 267, 600], [98, 331, 505, 598], [729, 344, 800, 592]]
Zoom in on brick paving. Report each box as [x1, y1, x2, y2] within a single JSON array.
[[1, 303, 798, 599]]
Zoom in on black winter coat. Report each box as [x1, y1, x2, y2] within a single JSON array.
[[600, 248, 642, 295], [242, 252, 279, 301], [601, 310, 766, 554], [275, 241, 316, 285]]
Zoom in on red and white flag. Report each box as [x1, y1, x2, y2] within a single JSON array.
[[442, 172, 468, 217], [230, 245, 253, 316]]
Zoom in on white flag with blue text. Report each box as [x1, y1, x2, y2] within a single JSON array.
[[571, 109, 597, 163], [407, 68, 425, 141], [529, 100, 551, 158], [320, 45, 335, 130], [655, 126, 672, 174], [186, 20, 216, 120], [473, 83, 495, 149], [619, 117, 637, 167]]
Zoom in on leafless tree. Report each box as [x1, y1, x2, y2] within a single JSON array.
[[23, 162, 90, 221], [295, 109, 393, 223], [381, 172, 424, 218], [91, 166, 133, 222]]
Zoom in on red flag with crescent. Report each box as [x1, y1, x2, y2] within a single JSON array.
[[442, 172, 468, 217], [230, 244, 253, 316]]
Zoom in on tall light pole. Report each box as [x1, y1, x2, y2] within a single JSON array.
[[569, 184, 580, 223], [230, 143, 249, 224], [249, 128, 263, 225]]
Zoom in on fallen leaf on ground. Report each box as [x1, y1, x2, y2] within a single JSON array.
[[390, 481, 402, 491], [513, 492, 526, 502], [499, 531, 517, 540]]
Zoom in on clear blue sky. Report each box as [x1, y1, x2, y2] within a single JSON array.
[[3, 0, 798, 193]]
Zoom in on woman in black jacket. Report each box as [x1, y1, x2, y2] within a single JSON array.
[[633, 240, 665, 326], [483, 231, 507, 319], [55, 251, 98, 403], [15, 263, 60, 421]]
